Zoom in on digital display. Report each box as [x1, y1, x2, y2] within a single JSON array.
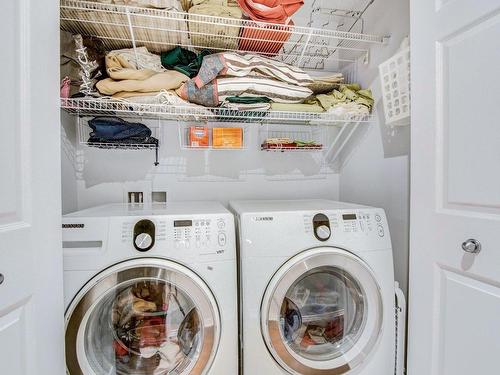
[[174, 220, 193, 227], [342, 214, 357, 221]]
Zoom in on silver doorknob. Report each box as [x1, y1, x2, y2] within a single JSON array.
[[462, 239, 481, 254]]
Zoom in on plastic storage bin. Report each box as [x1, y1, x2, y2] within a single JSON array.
[[379, 46, 410, 126]]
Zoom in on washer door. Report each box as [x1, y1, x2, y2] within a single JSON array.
[[261, 247, 383, 375], [65, 258, 220, 375]]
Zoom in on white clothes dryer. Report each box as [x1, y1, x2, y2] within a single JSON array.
[[230, 199, 396, 375], [62, 202, 237, 375]]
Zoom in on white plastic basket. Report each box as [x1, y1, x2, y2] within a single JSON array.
[[379, 46, 410, 126]]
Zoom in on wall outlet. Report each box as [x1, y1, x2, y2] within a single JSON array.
[[128, 192, 144, 203]]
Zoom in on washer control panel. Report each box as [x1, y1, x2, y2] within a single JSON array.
[[122, 216, 229, 253], [173, 217, 228, 251]]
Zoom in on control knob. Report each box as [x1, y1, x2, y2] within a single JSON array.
[[315, 225, 331, 241], [135, 233, 153, 250], [133, 219, 155, 252]]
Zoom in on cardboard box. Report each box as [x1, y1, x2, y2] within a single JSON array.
[[189, 126, 209, 147], [212, 128, 243, 149]]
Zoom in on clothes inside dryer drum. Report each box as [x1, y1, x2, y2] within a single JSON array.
[[83, 279, 201, 374], [280, 266, 365, 361]]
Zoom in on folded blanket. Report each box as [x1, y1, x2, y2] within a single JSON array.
[[193, 52, 313, 88], [88, 0, 181, 9], [188, 4, 242, 50], [160, 47, 210, 78], [97, 70, 189, 95], [106, 47, 165, 72], [270, 102, 324, 113], [177, 75, 313, 107]]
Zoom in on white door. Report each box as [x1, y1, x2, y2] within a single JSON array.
[[408, 0, 500, 374], [0, 0, 64, 374]]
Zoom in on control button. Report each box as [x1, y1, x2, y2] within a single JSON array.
[[217, 220, 225, 229], [218, 233, 227, 246], [135, 233, 153, 250], [377, 225, 385, 237], [375, 214, 382, 222]]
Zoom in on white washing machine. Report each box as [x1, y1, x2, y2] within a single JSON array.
[[62, 202, 237, 375], [230, 199, 396, 375]]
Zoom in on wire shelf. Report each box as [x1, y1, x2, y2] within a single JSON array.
[[61, 98, 374, 125], [60, 0, 386, 69]]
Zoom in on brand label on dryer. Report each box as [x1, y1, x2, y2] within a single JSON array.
[[62, 223, 85, 229], [252, 216, 274, 222]]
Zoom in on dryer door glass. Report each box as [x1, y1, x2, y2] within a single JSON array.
[[65, 259, 220, 375], [261, 248, 383, 375], [280, 266, 365, 361]]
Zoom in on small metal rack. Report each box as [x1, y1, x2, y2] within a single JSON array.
[[77, 117, 160, 165], [60, 0, 386, 70], [260, 126, 325, 152], [178, 122, 249, 151]]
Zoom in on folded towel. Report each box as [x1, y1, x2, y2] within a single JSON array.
[[193, 52, 313, 88], [97, 70, 189, 95]]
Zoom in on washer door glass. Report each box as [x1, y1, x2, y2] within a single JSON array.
[[261, 248, 383, 375], [65, 259, 220, 375]]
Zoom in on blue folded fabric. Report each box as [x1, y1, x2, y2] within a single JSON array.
[[88, 117, 152, 140]]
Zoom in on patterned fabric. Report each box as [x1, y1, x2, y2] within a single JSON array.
[[193, 52, 313, 88], [236, 0, 303, 23], [177, 75, 313, 107]]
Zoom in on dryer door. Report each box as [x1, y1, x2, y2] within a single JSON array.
[[65, 258, 220, 375], [261, 247, 383, 375]]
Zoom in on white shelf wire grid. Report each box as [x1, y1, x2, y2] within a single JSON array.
[[178, 122, 248, 151], [60, 0, 386, 70], [260, 126, 326, 152], [61, 97, 374, 126]]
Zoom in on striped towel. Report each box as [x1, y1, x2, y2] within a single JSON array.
[[177, 75, 313, 107], [193, 52, 314, 89]]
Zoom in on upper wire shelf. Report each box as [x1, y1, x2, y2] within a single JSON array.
[[61, 97, 374, 125], [60, 0, 386, 69]]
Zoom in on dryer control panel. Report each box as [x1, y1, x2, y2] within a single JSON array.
[[304, 210, 387, 242]]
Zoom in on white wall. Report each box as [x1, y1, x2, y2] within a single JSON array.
[[339, 0, 410, 294], [61, 116, 340, 211]]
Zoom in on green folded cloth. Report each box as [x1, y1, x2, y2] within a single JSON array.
[[226, 96, 271, 104], [312, 84, 374, 111], [161, 47, 210, 78], [271, 102, 325, 113]]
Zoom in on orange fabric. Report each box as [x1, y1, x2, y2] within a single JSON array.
[[236, 0, 303, 23], [212, 128, 243, 148], [238, 20, 293, 56]]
